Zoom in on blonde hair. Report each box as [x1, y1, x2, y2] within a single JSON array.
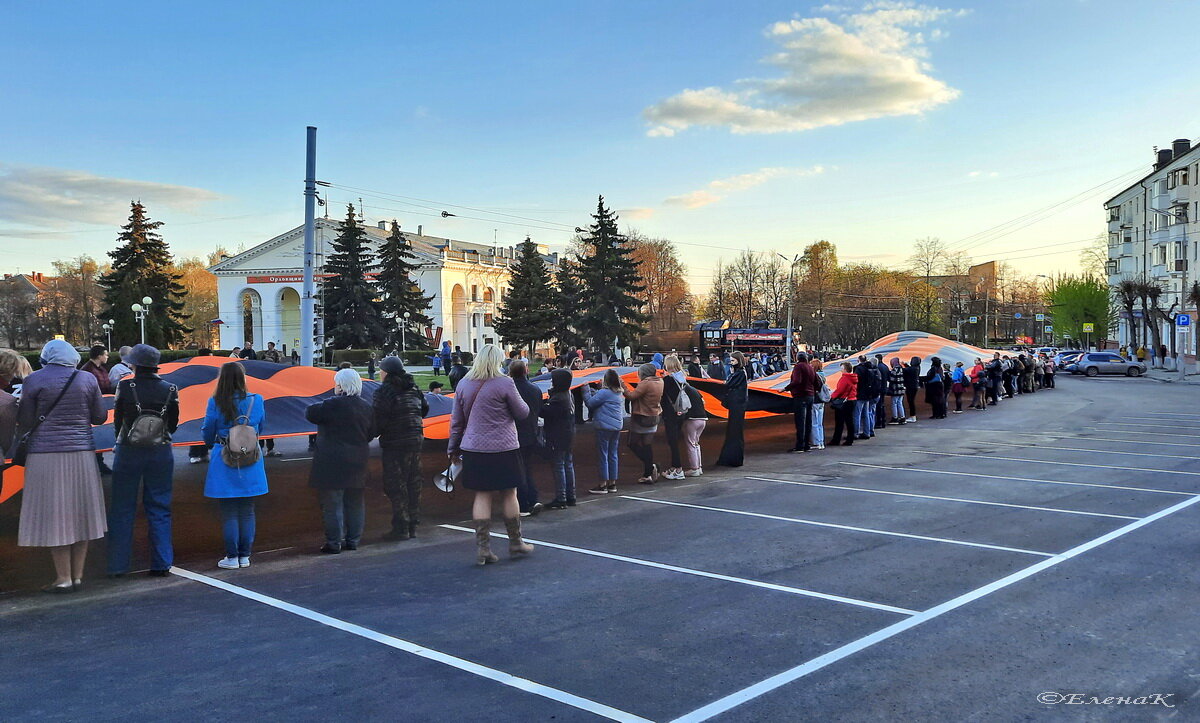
[[333, 368, 363, 396], [663, 354, 682, 373], [0, 348, 24, 383], [466, 344, 505, 382]]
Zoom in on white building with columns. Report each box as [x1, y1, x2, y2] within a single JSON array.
[[209, 218, 557, 354], [1104, 137, 1199, 361]]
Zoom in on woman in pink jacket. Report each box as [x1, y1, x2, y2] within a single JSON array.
[[448, 344, 535, 565]]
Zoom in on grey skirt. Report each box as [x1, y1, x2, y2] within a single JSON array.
[[18, 451, 107, 547]]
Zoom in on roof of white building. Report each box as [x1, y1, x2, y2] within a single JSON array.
[[1104, 141, 1200, 207], [209, 218, 556, 275]]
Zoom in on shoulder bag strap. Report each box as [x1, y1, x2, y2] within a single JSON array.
[[237, 394, 254, 425], [160, 385, 177, 416], [128, 380, 143, 414], [29, 369, 82, 435]]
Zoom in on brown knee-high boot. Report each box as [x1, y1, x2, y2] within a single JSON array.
[[504, 517, 534, 557], [472, 519, 498, 565]]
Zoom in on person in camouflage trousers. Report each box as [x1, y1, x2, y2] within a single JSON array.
[[372, 356, 429, 540]]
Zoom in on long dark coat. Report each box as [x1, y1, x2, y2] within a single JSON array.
[[305, 394, 377, 489]]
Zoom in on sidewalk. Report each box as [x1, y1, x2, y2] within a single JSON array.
[[1143, 367, 1200, 385]]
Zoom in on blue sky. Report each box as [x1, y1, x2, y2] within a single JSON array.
[[3, 0, 1199, 289]]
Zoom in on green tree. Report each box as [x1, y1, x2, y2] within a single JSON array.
[[323, 204, 386, 349], [552, 257, 587, 350], [1047, 275, 1110, 345], [100, 202, 189, 348], [573, 196, 649, 351], [494, 236, 557, 353], [377, 220, 433, 349]]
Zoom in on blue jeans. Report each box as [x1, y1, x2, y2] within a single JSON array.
[[107, 444, 175, 574], [811, 404, 825, 446], [595, 429, 620, 480], [856, 398, 876, 437], [219, 497, 256, 558], [891, 395, 905, 420], [319, 488, 365, 547], [551, 449, 576, 501]]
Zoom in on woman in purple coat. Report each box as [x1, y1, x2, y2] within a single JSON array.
[[447, 344, 535, 565], [15, 340, 108, 592]]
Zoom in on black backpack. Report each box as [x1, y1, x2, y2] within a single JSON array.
[[124, 381, 176, 447]]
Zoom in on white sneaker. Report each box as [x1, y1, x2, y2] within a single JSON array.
[[217, 557, 240, 570], [238, 556, 251, 568], [189, 457, 203, 464], [669, 469, 686, 480], [906, 416, 917, 423], [815, 444, 825, 450], [683, 469, 703, 477]]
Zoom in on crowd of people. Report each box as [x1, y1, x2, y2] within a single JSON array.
[[0, 337, 1059, 586]]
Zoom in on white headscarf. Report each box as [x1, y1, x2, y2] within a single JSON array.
[[40, 339, 80, 367]]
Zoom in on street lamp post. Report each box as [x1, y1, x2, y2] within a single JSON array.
[[777, 253, 799, 363], [402, 311, 411, 355], [131, 296, 152, 344], [102, 322, 112, 349], [811, 309, 825, 351]]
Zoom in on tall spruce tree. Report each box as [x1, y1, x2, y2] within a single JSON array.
[[494, 236, 556, 354], [552, 257, 587, 350], [323, 204, 386, 349], [377, 220, 433, 350], [100, 201, 189, 348], [574, 196, 649, 352]]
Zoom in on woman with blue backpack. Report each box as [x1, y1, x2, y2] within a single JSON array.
[[950, 361, 969, 414]]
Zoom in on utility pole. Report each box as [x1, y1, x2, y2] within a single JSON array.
[[301, 126, 317, 367], [778, 253, 798, 363]]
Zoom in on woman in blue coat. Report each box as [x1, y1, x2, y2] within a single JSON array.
[[201, 362, 268, 570]]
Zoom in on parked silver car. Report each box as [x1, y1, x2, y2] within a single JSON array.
[[1067, 352, 1147, 377]]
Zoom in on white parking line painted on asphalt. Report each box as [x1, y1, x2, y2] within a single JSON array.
[[919, 450, 1200, 477], [670, 490, 1200, 723], [1134, 412, 1200, 417], [980, 440, 1200, 460], [743, 476, 1137, 520], [1050, 436, 1200, 450], [439, 525, 915, 615], [1086, 427, 1200, 439], [170, 567, 652, 722], [620, 496, 1055, 557], [1093, 422, 1200, 435], [1115, 416, 1200, 422], [839, 462, 1195, 497]]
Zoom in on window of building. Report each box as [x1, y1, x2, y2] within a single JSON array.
[[1154, 245, 1167, 265], [471, 285, 478, 301]]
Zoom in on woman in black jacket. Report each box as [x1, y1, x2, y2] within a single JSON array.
[[306, 368, 378, 553], [373, 357, 428, 540], [716, 351, 749, 467], [540, 368, 576, 509], [923, 355, 947, 419], [902, 356, 921, 423], [107, 344, 181, 578]]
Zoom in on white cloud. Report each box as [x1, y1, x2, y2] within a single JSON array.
[[665, 166, 824, 209], [617, 207, 656, 220], [967, 170, 999, 178], [0, 164, 221, 228], [644, 1, 963, 137]]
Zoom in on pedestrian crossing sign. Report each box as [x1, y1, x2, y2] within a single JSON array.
[[1082, 323, 1095, 332]]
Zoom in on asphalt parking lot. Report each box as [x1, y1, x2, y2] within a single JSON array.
[[2, 372, 1198, 721]]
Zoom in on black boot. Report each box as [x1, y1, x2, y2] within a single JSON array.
[[407, 521, 418, 539]]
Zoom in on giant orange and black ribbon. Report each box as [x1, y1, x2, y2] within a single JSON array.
[[1, 332, 998, 503]]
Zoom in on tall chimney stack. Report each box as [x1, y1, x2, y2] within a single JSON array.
[[1173, 138, 1192, 158]]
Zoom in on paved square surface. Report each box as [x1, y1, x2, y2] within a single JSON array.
[[2, 374, 1198, 721]]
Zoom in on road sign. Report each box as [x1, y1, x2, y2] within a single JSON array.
[[1063, 333, 1072, 339], [1177, 314, 1191, 327], [1035, 313, 1045, 321], [1043, 325, 1053, 333], [968, 316, 978, 324], [1082, 323, 1095, 333], [1014, 312, 1023, 319], [949, 328, 958, 336]]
